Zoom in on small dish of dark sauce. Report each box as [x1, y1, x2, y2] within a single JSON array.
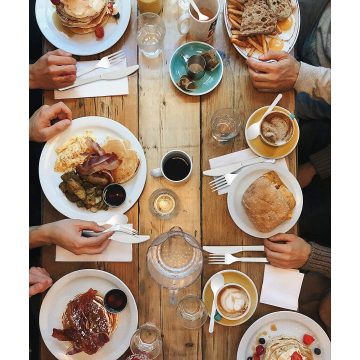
[[103, 183, 126, 207], [104, 289, 128, 314]]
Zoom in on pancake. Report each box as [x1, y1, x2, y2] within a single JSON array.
[[60, 0, 107, 19], [55, 0, 112, 35], [102, 139, 140, 184], [264, 336, 313, 360]]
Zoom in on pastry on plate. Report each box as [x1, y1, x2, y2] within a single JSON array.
[[242, 170, 295, 232]]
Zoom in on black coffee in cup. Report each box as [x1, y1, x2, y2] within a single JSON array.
[[163, 155, 191, 181]]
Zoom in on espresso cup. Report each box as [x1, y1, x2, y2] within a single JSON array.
[[151, 150, 193, 184], [260, 111, 295, 147], [177, 0, 220, 42], [215, 283, 251, 321]]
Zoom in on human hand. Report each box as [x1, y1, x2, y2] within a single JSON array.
[[264, 233, 311, 269], [29, 49, 77, 90], [246, 51, 300, 91], [298, 162, 317, 188], [43, 219, 114, 255], [29, 102, 72, 142], [29, 267, 53, 297]]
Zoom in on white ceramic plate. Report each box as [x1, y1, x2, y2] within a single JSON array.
[[237, 311, 330, 359], [35, 0, 131, 56], [227, 163, 303, 238], [39, 116, 147, 221], [224, 0, 300, 59], [39, 269, 138, 360]]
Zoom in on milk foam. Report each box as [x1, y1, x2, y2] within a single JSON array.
[[219, 287, 248, 314]]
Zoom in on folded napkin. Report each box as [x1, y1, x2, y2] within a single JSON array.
[[55, 224, 134, 262], [208, 148, 288, 195], [54, 59, 129, 100], [260, 264, 304, 311]]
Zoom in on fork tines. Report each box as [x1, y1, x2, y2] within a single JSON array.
[[108, 50, 126, 64], [207, 254, 226, 264]]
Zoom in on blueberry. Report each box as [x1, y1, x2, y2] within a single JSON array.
[[113, 12, 120, 19], [247, 357, 252, 360], [259, 337, 266, 344], [314, 348, 321, 355]]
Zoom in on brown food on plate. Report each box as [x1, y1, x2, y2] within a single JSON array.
[[266, 0, 292, 21], [239, 0, 277, 37], [242, 171, 296, 232], [55, 0, 117, 35], [102, 139, 140, 183], [52, 288, 118, 355]]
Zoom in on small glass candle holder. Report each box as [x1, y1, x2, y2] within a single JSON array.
[[149, 188, 179, 220], [176, 295, 208, 329], [130, 323, 162, 359], [211, 108, 242, 143]]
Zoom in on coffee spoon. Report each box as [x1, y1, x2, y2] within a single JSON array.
[[190, 0, 209, 21], [246, 93, 283, 140], [209, 273, 224, 333]]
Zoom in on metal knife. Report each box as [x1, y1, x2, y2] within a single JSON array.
[[203, 245, 265, 255], [59, 65, 139, 91], [203, 157, 275, 177]]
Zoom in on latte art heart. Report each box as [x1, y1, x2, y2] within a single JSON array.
[[218, 286, 249, 317]]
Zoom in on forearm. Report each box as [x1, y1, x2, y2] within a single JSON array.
[[294, 62, 331, 104], [29, 225, 52, 249], [309, 144, 331, 180], [301, 242, 331, 278]]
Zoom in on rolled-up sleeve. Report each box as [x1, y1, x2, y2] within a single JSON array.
[[294, 62, 331, 104]]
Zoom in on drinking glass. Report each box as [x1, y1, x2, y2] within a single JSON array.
[[130, 323, 162, 359], [126, 355, 149, 360], [176, 295, 208, 329], [211, 108, 241, 142], [137, 13, 166, 58]]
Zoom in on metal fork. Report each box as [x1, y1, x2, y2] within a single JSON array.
[[208, 253, 268, 265], [210, 173, 237, 192], [82, 225, 138, 237], [76, 50, 126, 77]]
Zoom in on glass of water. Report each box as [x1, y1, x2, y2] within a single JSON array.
[[176, 295, 208, 329], [137, 13, 166, 58], [130, 323, 162, 359], [211, 108, 242, 142]]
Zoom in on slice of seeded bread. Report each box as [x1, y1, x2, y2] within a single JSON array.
[[239, 0, 277, 36], [267, 0, 292, 21]]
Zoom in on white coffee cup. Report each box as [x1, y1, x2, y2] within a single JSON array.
[[215, 283, 251, 321], [177, 0, 220, 42], [151, 150, 193, 184]]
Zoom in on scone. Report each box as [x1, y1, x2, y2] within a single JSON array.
[[242, 171, 295, 232]]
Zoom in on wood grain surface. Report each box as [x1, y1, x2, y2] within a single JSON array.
[[39, 2, 296, 359]]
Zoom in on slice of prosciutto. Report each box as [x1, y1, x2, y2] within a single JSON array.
[[76, 153, 121, 176]]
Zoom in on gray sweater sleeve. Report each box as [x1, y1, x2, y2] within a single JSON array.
[[294, 62, 331, 104], [309, 144, 331, 180], [301, 242, 331, 278]]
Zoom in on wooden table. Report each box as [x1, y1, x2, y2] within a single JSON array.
[[40, 2, 296, 359]]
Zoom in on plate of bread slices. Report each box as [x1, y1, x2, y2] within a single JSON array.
[[224, 0, 300, 58], [36, 0, 131, 56], [227, 163, 302, 238]]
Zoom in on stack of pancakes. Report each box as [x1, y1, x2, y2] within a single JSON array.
[[56, 0, 111, 34]]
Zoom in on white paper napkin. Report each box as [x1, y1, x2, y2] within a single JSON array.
[[208, 148, 288, 195], [54, 59, 129, 100], [55, 224, 134, 262], [260, 264, 304, 311]]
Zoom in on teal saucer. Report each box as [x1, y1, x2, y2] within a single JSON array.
[[169, 41, 224, 96]]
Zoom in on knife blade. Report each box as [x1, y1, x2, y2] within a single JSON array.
[[203, 157, 275, 177], [203, 245, 265, 255], [59, 65, 139, 91]]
